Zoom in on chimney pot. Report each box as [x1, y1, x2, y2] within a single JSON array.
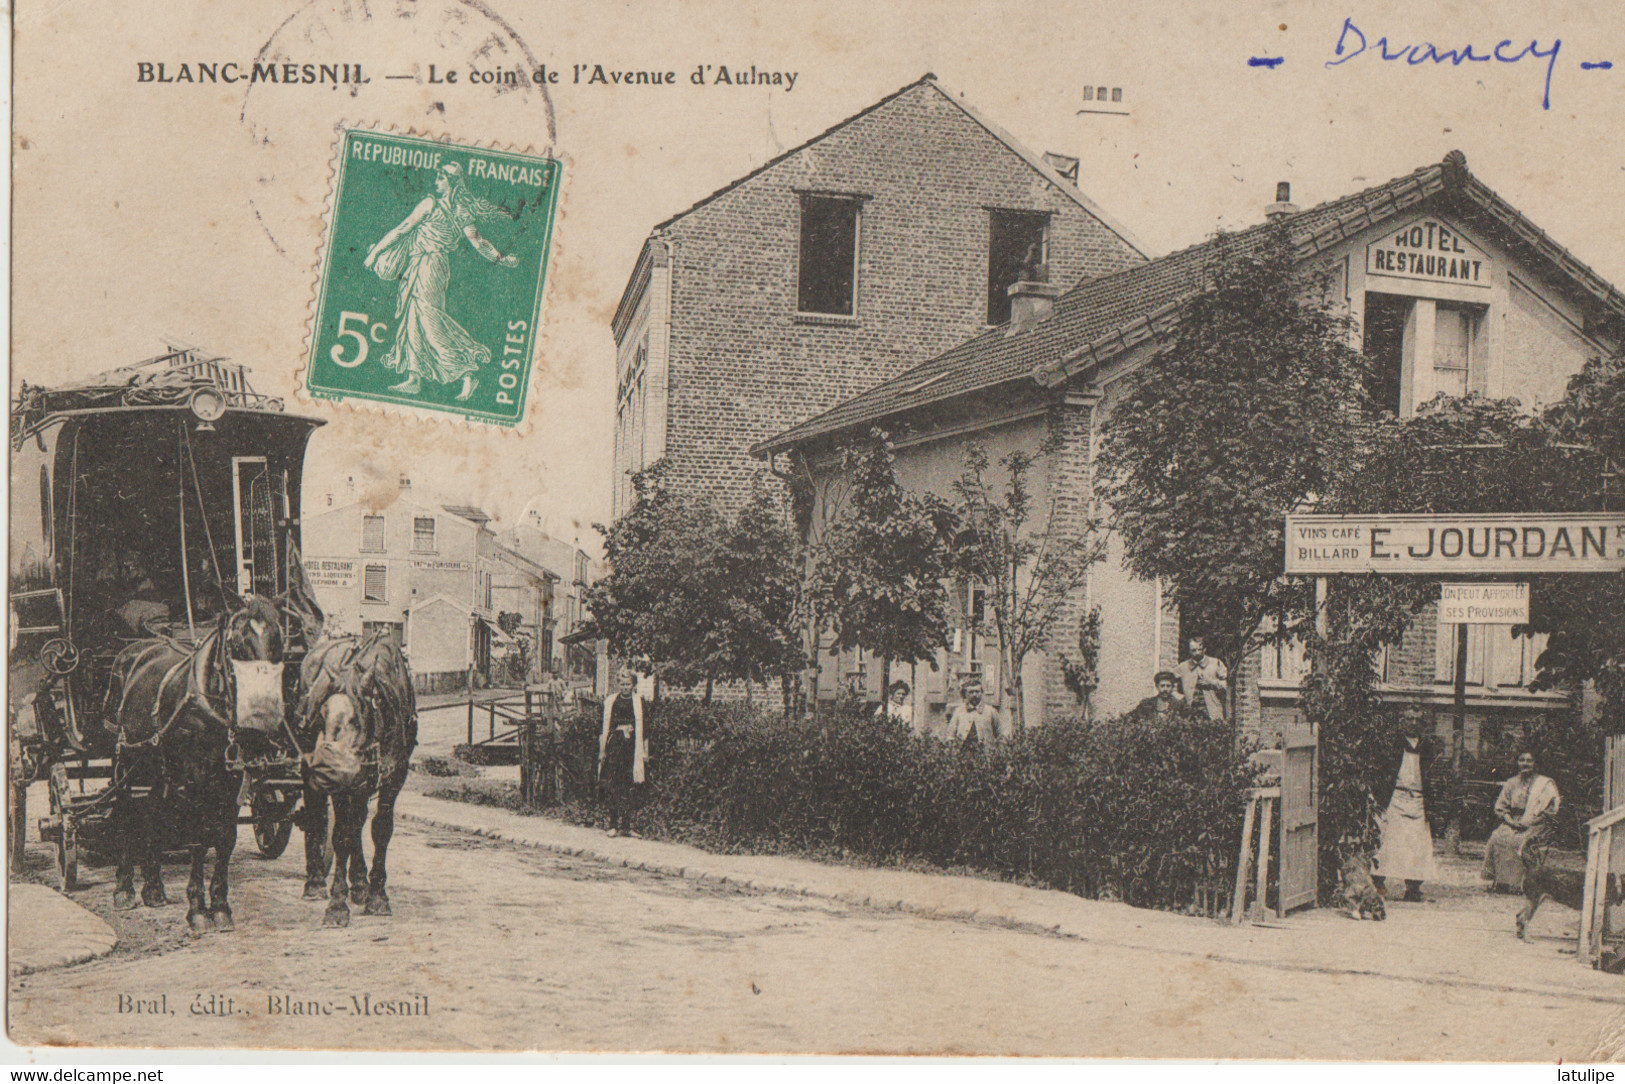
[[1265, 180, 1299, 222]]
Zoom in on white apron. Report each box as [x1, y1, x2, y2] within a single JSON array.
[[1374, 744, 1437, 881]]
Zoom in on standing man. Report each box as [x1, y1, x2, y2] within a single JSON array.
[[1131, 671, 1185, 724], [541, 661, 569, 713], [1372, 706, 1438, 902], [948, 674, 1001, 749], [1175, 636, 1229, 723]]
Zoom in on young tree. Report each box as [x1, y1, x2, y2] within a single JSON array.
[[801, 434, 956, 715], [588, 462, 807, 702], [1535, 354, 1625, 728], [586, 460, 727, 690], [1093, 222, 1371, 694], [707, 486, 805, 705], [952, 440, 1104, 732]]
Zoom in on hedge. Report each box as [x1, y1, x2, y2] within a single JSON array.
[[538, 701, 1260, 916]]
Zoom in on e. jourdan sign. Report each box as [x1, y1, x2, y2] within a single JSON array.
[[1284, 513, 1625, 575]]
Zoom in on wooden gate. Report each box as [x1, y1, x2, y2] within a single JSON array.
[[1278, 714, 1319, 912]]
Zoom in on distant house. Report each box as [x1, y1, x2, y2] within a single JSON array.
[[610, 72, 1149, 520], [500, 516, 605, 692], [303, 484, 555, 692], [757, 152, 1625, 743]]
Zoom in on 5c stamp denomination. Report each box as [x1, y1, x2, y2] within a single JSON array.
[[306, 129, 560, 426]]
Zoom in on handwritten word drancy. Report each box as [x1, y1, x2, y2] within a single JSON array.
[[1324, 18, 1563, 110]]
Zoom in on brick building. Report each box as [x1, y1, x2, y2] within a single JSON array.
[[610, 73, 1149, 519], [756, 152, 1625, 745]]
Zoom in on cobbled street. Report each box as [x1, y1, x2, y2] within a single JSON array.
[[10, 806, 1625, 1058]]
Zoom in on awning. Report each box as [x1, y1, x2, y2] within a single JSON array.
[[477, 616, 515, 646], [559, 621, 600, 646]]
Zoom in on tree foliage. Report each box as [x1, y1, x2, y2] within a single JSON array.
[[952, 440, 1104, 731], [587, 461, 803, 695], [1534, 356, 1625, 719], [1093, 223, 1371, 673], [709, 486, 805, 695], [800, 434, 956, 710]]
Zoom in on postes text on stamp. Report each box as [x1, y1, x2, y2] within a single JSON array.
[[307, 129, 560, 426]]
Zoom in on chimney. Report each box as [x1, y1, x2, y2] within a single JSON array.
[[1007, 279, 1062, 335], [1265, 181, 1298, 222]]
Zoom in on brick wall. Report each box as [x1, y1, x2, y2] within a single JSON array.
[[655, 80, 1145, 514], [1041, 395, 1096, 720]]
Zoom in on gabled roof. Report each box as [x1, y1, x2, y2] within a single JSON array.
[[753, 151, 1625, 456], [612, 74, 1151, 338], [495, 543, 560, 582]]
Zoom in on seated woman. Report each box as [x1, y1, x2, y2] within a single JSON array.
[[1482, 750, 1561, 893]]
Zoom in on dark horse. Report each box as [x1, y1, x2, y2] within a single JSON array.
[[100, 595, 286, 933], [296, 633, 417, 927]]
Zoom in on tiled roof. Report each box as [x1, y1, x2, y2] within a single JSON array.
[[753, 151, 1625, 456]]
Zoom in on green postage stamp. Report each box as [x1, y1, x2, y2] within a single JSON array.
[[306, 130, 561, 426]]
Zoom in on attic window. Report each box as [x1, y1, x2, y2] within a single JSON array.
[[906, 372, 949, 394], [987, 210, 1049, 325], [797, 195, 861, 317]]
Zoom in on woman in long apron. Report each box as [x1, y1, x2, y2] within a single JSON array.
[[1373, 709, 1437, 902]]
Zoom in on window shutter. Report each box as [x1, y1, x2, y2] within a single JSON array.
[[363, 564, 387, 603]]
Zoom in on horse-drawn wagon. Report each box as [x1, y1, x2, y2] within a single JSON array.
[[9, 349, 325, 891]]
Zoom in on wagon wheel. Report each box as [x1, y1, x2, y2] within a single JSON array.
[[251, 796, 294, 859], [49, 763, 77, 892], [8, 730, 26, 876]]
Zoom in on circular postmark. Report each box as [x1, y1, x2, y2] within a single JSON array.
[[239, 0, 557, 260]]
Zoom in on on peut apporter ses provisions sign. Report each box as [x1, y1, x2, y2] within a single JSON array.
[[1284, 513, 1625, 575], [1437, 583, 1529, 624]]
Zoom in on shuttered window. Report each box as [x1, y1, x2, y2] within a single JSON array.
[[413, 516, 436, 552], [361, 514, 386, 552], [363, 564, 387, 603]]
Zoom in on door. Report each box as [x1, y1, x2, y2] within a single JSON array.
[[1279, 713, 1319, 912]]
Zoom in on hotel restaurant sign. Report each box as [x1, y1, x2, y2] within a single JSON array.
[[1284, 513, 1625, 575]]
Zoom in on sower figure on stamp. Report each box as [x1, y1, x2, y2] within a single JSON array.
[[365, 160, 519, 402], [598, 667, 650, 838], [1372, 705, 1438, 903]]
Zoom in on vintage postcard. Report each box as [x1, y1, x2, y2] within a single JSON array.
[[9, 0, 1625, 1063]]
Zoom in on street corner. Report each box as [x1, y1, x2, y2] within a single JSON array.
[[9, 882, 118, 976]]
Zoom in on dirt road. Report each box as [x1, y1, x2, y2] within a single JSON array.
[[9, 811, 1623, 1057]]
